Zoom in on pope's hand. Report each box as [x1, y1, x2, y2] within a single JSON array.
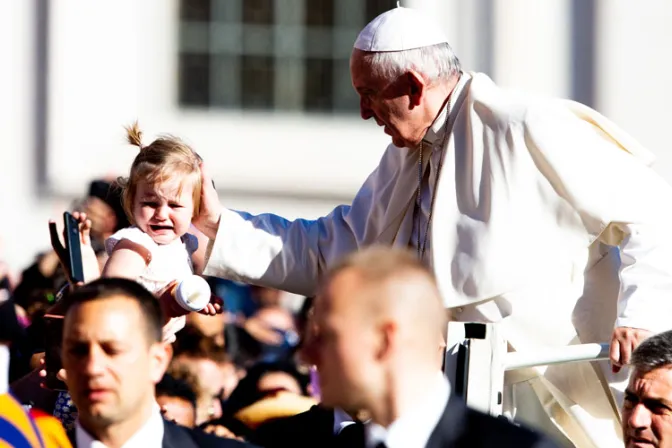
[[192, 162, 222, 240], [609, 327, 653, 373]]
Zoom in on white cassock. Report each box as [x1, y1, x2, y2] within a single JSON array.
[[204, 72, 672, 447]]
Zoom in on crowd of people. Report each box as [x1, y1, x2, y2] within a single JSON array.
[[1, 177, 316, 446], [2, 4, 672, 447]]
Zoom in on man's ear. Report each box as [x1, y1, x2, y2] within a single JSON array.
[[407, 71, 426, 107], [376, 321, 397, 362], [150, 341, 173, 384]]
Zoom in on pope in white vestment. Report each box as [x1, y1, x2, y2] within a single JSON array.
[[198, 7, 672, 448]]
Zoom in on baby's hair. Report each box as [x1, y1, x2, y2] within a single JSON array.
[[126, 122, 144, 149], [118, 121, 202, 224]]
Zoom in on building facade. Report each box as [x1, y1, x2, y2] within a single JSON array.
[[1, 0, 672, 270]]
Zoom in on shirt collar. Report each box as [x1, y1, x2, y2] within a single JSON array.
[[364, 373, 450, 448], [333, 407, 356, 435], [76, 404, 164, 448], [423, 72, 471, 147]]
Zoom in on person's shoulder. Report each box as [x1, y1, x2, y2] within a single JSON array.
[[461, 407, 561, 447], [379, 141, 407, 161], [105, 226, 155, 255], [164, 420, 260, 447], [467, 72, 557, 127], [372, 141, 415, 176]]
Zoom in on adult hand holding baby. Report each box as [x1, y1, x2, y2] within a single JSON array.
[[157, 278, 224, 343], [192, 161, 222, 241]]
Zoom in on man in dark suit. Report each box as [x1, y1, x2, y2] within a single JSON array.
[[59, 278, 256, 447], [300, 247, 561, 448]]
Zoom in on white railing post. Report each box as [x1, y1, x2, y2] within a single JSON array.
[[443, 321, 611, 419], [444, 322, 507, 416]]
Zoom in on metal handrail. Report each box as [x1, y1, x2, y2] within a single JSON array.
[[504, 343, 611, 371]]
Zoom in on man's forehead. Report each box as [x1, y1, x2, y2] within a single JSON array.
[[65, 296, 141, 335], [631, 366, 672, 394], [350, 52, 383, 86]]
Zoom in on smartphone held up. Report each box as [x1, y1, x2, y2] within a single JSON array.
[[63, 211, 85, 284]]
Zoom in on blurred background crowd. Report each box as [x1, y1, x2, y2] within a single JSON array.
[[2, 177, 319, 441], [2, 0, 672, 446]]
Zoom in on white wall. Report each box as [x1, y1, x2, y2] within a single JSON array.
[[46, 0, 388, 204], [3, 0, 672, 272], [0, 1, 71, 273], [594, 0, 672, 179]]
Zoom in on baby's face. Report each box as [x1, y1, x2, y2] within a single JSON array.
[[133, 180, 194, 245]]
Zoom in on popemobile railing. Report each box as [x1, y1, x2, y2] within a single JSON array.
[[443, 322, 611, 419]]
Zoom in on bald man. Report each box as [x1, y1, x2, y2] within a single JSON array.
[[302, 247, 560, 448]]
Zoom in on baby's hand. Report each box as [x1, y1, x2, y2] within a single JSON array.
[[72, 212, 100, 282], [49, 211, 99, 283], [197, 295, 224, 316]]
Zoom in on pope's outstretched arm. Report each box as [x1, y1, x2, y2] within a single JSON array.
[[193, 146, 406, 297]]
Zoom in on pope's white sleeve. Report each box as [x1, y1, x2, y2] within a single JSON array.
[[203, 144, 405, 296], [613, 223, 672, 333], [523, 102, 672, 334]]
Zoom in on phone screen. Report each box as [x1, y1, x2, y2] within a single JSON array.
[[43, 314, 67, 391], [64, 211, 85, 283]]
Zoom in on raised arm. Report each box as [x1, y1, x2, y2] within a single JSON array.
[[101, 239, 149, 280], [194, 146, 407, 297]]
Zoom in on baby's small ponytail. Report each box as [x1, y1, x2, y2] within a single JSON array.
[[125, 121, 143, 149]]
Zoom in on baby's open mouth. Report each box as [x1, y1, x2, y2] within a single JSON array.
[[150, 225, 173, 231]]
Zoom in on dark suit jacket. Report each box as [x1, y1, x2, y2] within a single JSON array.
[[68, 419, 259, 447], [425, 396, 561, 448], [251, 405, 362, 448]]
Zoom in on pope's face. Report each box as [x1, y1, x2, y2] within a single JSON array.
[[350, 49, 425, 149]]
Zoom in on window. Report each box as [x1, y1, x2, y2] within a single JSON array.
[[178, 0, 396, 113]]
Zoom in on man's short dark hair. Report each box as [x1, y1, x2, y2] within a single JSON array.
[[156, 373, 197, 410], [63, 277, 163, 343], [630, 330, 672, 373]]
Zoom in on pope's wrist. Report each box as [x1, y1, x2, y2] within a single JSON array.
[[200, 211, 221, 240]]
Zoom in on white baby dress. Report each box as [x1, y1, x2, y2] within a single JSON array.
[[105, 226, 199, 341]]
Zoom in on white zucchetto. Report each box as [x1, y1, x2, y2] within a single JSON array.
[[353, 6, 448, 53]]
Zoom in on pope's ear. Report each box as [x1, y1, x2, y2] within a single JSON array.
[[406, 71, 425, 107]]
